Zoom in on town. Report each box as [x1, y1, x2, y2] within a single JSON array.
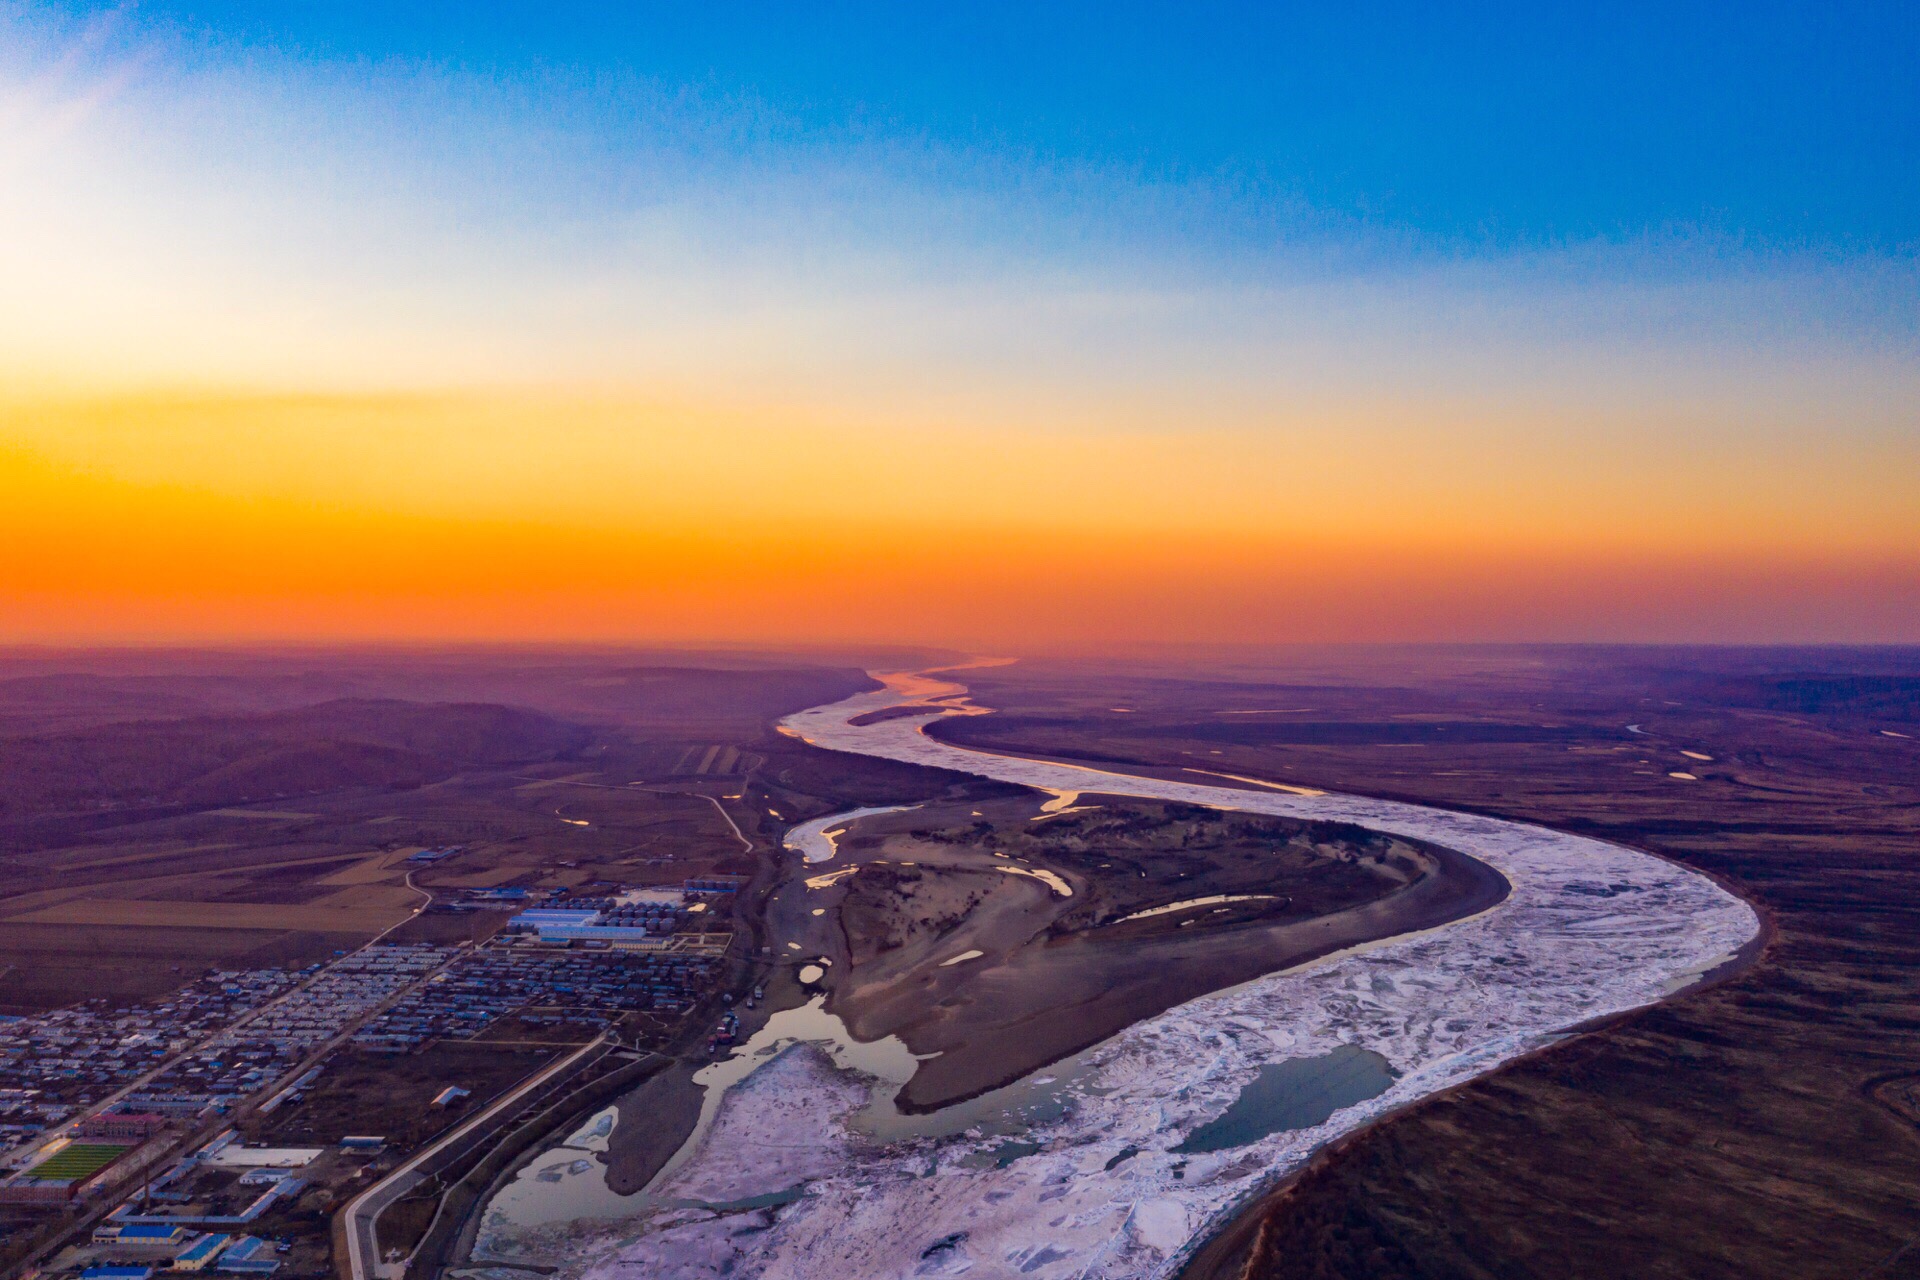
[[0, 880, 738, 1279]]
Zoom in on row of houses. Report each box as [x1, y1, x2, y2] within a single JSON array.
[[81, 1229, 280, 1275], [132, 946, 459, 1111], [0, 971, 304, 1127], [351, 938, 720, 1050]]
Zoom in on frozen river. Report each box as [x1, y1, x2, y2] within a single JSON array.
[[501, 668, 1759, 1279]]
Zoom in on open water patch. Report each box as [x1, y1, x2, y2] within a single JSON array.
[[1174, 1045, 1397, 1153], [685, 1184, 807, 1213], [475, 1105, 628, 1245], [958, 1138, 1044, 1169]]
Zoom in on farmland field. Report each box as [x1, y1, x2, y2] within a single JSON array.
[[0, 652, 903, 1012]]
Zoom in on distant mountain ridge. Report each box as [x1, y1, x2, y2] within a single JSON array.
[[0, 662, 878, 735], [0, 697, 591, 821]]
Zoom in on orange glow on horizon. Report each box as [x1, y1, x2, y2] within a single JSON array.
[[4, 424, 1915, 648], [4, 13, 1917, 650]]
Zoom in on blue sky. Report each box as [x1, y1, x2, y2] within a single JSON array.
[[1, 2, 1917, 643], [59, 0, 1920, 257], [5, 0, 1914, 400]]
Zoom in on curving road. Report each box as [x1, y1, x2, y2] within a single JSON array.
[[340, 1036, 609, 1280]]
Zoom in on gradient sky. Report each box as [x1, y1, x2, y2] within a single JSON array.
[[2, 1, 1916, 647]]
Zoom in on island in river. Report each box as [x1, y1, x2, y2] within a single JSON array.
[[807, 794, 1508, 1109]]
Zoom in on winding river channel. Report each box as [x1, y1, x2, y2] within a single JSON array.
[[480, 667, 1760, 1280]]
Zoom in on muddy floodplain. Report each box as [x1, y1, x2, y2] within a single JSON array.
[[797, 794, 1508, 1110]]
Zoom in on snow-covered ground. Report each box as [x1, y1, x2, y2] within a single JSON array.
[[782, 803, 918, 864], [542, 671, 1758, 1280]]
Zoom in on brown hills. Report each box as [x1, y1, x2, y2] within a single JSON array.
[[0, 699, 590, 829]]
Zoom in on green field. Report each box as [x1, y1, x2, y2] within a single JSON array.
[[26, 1143, 129, 1181]]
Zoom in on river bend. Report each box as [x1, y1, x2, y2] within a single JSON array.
[[550, 669, 1758, 1279]]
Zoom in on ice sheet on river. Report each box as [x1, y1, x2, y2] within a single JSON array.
[[556, 674, 1756, 1280]]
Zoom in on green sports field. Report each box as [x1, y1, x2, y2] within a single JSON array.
[[25, 1143, 129, 1181]]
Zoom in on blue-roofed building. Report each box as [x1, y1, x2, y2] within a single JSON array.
[[83, 1268, 155, 1280], [171, 1234, 232, 1271], [530, 925, 653, 945], [214, 1237, 279, 1274], [507, 909, 601, 932]]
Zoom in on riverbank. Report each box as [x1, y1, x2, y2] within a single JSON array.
[[533, 669, 1756, 1279], [814, 793, 1511, 1112]]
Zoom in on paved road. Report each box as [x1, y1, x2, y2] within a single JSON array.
[[339, 1035, 609, 1280], [516, 773, 758, 854], [32, 865, 435, 1145], [8, 868, 442, 1276]]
